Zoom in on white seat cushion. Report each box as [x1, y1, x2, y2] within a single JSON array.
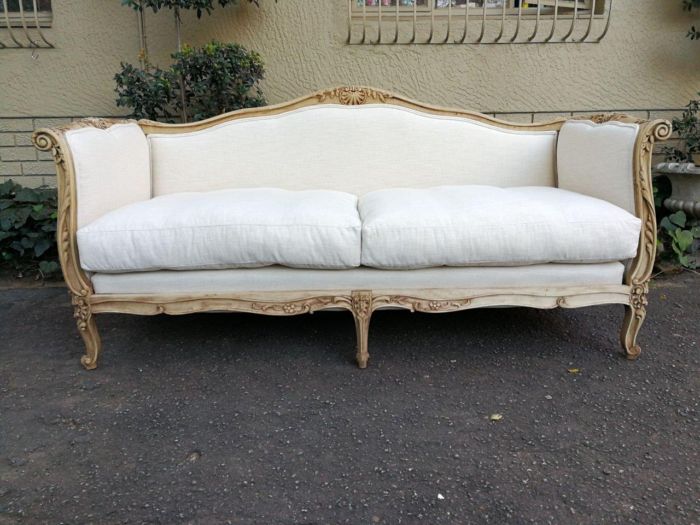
[[359, 185, 641, 269], [77, 188, 361, 272], [91, 262, 626, 294]]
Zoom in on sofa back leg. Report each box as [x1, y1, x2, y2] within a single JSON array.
[[620, 283, 648, 360], [71, 294, 102, 370], [351, 291, 373, 368]]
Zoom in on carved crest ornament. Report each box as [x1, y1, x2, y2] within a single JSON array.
[[316, 87, 388, 105]]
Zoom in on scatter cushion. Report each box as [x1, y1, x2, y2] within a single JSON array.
[[77, 188, 362, 272], [359, 185, 641, 269]]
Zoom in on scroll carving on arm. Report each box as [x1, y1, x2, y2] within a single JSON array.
[[620, 119, 672, 359]]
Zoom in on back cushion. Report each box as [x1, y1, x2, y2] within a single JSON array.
[[66, 123, 150, 228], [148, 104, 558, 196], [557, 120, 639, 214]]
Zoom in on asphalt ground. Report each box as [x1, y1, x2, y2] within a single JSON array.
[[0, 273, 698, 524]]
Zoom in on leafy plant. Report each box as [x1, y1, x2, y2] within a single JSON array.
[[0, 180, 60, 278], [115, 63, 177, 121], [116, 0, 269, 122], [683, 0, 700, 39], [121, 0, 258, 18], [115, 41, 265, 121], [663, 93, 699, 162], [173, 42, 265, 121], [659, 210, 700, 269]]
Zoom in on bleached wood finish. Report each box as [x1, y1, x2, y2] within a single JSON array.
[[32, 87, 671, 370]]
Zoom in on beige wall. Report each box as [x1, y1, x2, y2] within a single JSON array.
[[0, 0, 698, 185]]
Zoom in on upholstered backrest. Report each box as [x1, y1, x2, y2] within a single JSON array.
[[65, 122, 150, 228], [147, 104, 558, 197], [557, 120, 640, 214]]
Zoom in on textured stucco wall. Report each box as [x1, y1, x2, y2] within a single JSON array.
[[2, 0, 696, 186], [199, 0, 700, 112], [0, 0, 698, 118]]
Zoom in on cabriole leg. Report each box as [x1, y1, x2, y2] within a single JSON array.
[[620, 283, 648, 360], [351, 291, 373, 369], [72, 294, 102, 370]]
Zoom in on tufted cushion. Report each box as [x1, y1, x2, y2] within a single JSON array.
[[77, 188, 361, 272], [359, 185, 641, 269]]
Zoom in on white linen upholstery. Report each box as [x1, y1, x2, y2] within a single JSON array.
[[359, 185, 641, 269], [65, 123, 150, 228], [557, 120, 639, 214], [77, 188, 361, 272], [90, 262, 625, 294], [148, 104, 558, 196]]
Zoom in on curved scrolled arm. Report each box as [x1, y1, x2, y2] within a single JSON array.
[[32, 127, 94, 298], [625, 118, 671, 287]]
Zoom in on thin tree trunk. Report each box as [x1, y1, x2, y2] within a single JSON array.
[[136, 8, 149, 69], [174, 7, 188, 123]]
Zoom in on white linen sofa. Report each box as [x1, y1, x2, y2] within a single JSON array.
[[32, 87, 671, 370]]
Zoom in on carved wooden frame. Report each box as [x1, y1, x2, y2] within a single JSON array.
[[32, 87, 671, 370]]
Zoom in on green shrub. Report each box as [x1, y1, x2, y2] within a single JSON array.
[[663, 94, 699, 162], [114, 63, 177, 121], [659, 210, 700, 269], [173, 42, 265, 121], [115, 41, 266, 122], [0, 180, 60, 278]]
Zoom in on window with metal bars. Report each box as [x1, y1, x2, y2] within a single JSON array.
[[0, 0, 52, 48], [347, 0, 611, 44]]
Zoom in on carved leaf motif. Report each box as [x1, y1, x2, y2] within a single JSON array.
[[374, 295, 471, 312], [586, 113, 627, 124], [72, 295, 91, 331], [630, 283, 649, 316], [251, 297, 348, 315], [52, 118, 133, 133], [351, 291, 373, 318]]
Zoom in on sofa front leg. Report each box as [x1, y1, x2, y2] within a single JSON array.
[[72, 294, 102, 370], [351, 291, 373, 369], [620, 283, 648, 360]]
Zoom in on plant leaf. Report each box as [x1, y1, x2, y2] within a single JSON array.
[[669, 210, 687, 228], [676, 229, 694, 252], [33, 238, 51, 257], [660, 216, 675, 233]]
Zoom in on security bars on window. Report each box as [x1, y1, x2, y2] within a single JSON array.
[[347, 0, 612, 44], [0, 0, 52, 48]]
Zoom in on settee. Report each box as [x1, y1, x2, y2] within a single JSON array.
[[32, 87, 671, 370]]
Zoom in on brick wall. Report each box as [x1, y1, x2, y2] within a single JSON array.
[[0, 109, 682, 188], [0, 117, 77, 188]]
